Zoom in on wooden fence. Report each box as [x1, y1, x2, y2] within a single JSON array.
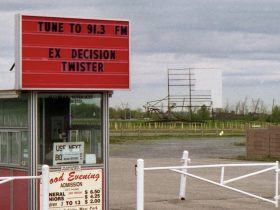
[[110, 121, 271, 137], [247, 126, 280, 158]]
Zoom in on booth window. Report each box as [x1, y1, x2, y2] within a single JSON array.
[[38, 93, 103, 166], [0, 95, 28, 166]]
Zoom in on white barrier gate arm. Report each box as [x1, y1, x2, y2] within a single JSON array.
[[0, 165, 49, 210], [136, 151, 280, 210]]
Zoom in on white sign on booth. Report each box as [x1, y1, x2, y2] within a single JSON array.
[[53, 142, 84, 165], [48, 168, 103, 210]]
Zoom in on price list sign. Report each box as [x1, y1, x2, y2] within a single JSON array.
[[48, 168, 103, 210]]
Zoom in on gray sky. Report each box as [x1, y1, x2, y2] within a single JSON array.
[[0, 0, 280, 109]]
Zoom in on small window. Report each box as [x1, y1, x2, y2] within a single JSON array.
[[21, 132, 28, 166], [10, 133, 21, 164], [0, 94, 29, 167], [0, 132, 26, 165], [0, 133, 8, 163], [0, 99, 28, 127]]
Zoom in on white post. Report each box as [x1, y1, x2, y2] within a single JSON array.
[[220, 167, 225, 185], [137, 159, 144, 210], [179, 150, 190, 200], [275, 161, 279, 208], [41, 165, 49, 210]]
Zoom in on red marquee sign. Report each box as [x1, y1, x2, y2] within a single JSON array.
[[15, 15, 129, 90]]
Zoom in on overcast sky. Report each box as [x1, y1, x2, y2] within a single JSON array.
[[0, 0, 280, 109]]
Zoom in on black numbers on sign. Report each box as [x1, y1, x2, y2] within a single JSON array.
[[90, 199, 101, 204], [85, 189, 101, 205], [87, 24, 105, 34]]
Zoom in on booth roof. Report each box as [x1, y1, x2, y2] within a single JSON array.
[[0, 90, 20, 98]]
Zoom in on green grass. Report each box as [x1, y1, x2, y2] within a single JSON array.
[[233, 142, 246, 147], [109, 134, 243, 144], [110, 135, 179, 144]]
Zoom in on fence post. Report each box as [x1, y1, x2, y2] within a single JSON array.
[[41, 165, 49, 210], [275, 161, 279, 208], [137, 159, 144, 210], [179, 151, 190, 200]]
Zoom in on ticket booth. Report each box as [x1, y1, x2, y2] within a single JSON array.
[[0, 15, 129, 210]]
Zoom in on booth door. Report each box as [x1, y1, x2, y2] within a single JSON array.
[[38, 93, 103, 167]]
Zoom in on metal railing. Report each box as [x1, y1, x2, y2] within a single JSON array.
[[0, 165, 49, 210], [136, 151, 280, 210]]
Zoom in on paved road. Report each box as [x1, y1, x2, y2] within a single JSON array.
[[110, 137, 246, 159], [109, 137, 278, 210]]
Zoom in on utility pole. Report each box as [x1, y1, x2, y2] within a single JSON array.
[[188, 68, 192, 121], [167, 69, 171, 114]]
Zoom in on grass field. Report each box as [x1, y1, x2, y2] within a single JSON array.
[[109, 120, 271, 139]]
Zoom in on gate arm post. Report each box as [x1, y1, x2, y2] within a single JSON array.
[[41, 165, 49, 210], [275, 161, 279, 208], [179, 150, 190, 200], [136, 159, 144, 210]]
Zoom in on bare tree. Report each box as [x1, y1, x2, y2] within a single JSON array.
[[224, 99, 230, 113], [251, 98, 260, 113], [272, 98, 275, 113], [235, 101, 241, 114], [121, 102, 129, 120], [259, 100, 267, 114], [239, 96, 248, 115]]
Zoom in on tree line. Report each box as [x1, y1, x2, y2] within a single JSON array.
[[70, 100, 280, 123], [109, 104, 280, 123]]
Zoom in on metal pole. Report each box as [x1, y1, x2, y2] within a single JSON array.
[[179, 151, 189, 200], [30, 91, 39, 210], [167, 69, 170, 114], [41, 165, 49, 210], [137, 159, 144, 210], [220, 167, 225, 184], [188, 68, 192, 121], [275, 161, 279, 208], [144, 163, 276, 171], [103, 92, 110, 210], [42, 98, 45, 163], [173, 168, 276, 205]]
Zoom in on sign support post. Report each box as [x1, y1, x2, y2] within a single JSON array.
[[41, 165, 49, 210]]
